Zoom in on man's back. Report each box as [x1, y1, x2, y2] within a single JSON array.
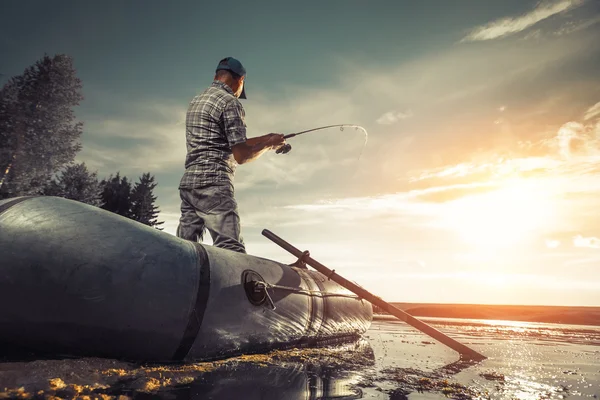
[[176, 57, 286, 252], [180, 81, 248, 190]]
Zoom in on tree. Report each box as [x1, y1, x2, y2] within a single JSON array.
[[130, 173, 164, 230], [99, 172, 133, 218], [43, 162, 101, 206], [0, 54, 84, 199]]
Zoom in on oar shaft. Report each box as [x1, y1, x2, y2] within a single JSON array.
[[261, 229, 486, 361]]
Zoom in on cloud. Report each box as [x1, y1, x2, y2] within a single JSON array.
[[553, 14, 600, 36], [461, 0, 585, 42], [409, 105, 600, 188], [408, 157, 562, 186], [376, 110, 413, 125], [584, 101, 600, 121], [408, 182, 500, 203], [548, 119, 600, 160], [545, 239, 561, 248], [573, 235, 600, 248], [556, 121, 584, 159], [76, 100, 187, 176]]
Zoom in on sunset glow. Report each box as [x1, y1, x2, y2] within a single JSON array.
[[439, 179, 557, 250]]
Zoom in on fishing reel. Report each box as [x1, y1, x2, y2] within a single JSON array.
[[276, 143, 292, 155]]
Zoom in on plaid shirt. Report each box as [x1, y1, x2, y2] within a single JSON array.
[[179, 81, 247, 189]]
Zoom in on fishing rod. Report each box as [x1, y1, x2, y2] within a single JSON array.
[[276, 124, 368, 154]]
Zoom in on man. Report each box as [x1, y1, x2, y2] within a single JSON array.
[[176, 57, 288, 253]]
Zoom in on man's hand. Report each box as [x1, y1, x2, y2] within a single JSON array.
[[265, 133, 286, 150], [233, 133, 289, 164], [265, 133, 292, 154]]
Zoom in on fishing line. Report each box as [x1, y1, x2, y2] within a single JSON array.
[[272, 124, 369, 192], [264, 123, 369, 255], [283, 124, 369, 161]]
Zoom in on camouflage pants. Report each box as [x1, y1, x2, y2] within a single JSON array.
[[176, 184, 246, 253]]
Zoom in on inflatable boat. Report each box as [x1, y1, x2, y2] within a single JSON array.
[[0, 196, 372, 362]]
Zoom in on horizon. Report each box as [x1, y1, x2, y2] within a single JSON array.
[[386, 302, 600, 308], [2, 0, 600, 307]]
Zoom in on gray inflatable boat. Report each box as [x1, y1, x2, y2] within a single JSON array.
[[0, 196, 372, 362]]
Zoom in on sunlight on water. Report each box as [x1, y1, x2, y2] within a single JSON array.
[[421, 316, 600, 346], [368, 316, 600, 399]]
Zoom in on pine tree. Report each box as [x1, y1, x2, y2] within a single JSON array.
[[43, 162, 101, 206], [99, 172, 133, 218], [130, 172, 164, 230], [0, 54, 84, 198]]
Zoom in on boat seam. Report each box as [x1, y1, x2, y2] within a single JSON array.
[[0, 196, 34, 216], [171, 243, 211, 361]]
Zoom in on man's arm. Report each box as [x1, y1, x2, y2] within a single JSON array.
[[221, 99, 286, 164], [231, 134, 285, 164]]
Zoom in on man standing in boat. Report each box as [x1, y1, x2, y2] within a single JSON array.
[[176, 57, 288, 253]]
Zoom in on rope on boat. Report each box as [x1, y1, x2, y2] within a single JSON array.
[[254, 280, 361, 299]]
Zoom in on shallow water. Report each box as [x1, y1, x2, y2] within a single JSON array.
[[1, 317, 599, 399], [363, 317, 600, 399]]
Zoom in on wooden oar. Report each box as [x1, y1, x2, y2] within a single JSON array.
[[262, 229, 487, 361]]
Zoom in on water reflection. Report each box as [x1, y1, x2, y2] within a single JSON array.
[[121, 363, 363, 400]]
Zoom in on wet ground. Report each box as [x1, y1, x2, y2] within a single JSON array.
[[1, 316, 599, 399]]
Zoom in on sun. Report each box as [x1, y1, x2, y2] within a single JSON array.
[[440, 179, 556, 249]]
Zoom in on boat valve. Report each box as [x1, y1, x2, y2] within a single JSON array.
[[242, 270, 276, 310]]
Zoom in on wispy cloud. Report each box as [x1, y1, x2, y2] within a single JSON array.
[[584, 101, 600, 121], [408, 182, 499, 203], [553, 14, 600, 36], [376, 110, 413, 125], [573, 235, 600, 248], [408, 157, 562, 185], [461, 0, 585, 42]]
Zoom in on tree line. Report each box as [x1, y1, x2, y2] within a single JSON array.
[[0, 54, 163, 229]]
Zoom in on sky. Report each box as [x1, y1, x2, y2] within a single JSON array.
[[1, 0, 600, 307]]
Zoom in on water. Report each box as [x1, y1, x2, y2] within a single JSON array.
[[363, 317, 600, 399], [1, 317, 599, 399]]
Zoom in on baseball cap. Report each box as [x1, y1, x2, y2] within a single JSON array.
[[216, 57, 247, 99]]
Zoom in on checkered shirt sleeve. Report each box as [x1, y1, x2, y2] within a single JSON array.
[[222, 99, 247, 147]]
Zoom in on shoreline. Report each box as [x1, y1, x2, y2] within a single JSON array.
[[373, 303, 600, 326]]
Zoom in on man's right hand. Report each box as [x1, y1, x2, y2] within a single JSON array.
[[265, 133, 286, 150], [233, 133, 288, 164]]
